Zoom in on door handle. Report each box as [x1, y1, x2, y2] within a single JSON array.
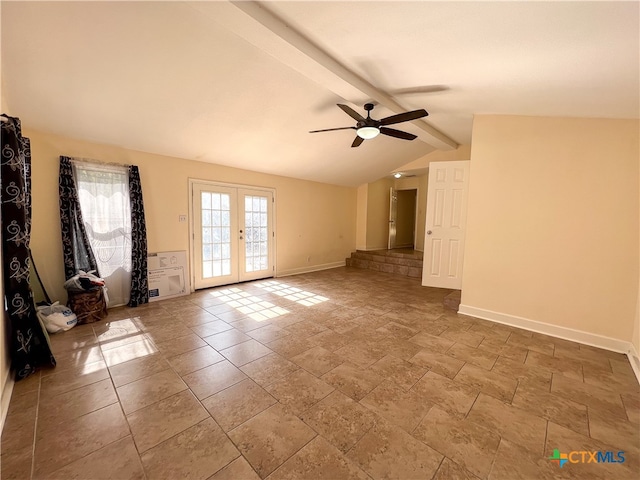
[[427, 230, 432, 235]]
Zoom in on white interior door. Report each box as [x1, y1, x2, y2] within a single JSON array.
[[422, 161, 470, 289], [193, 183, 274, 289]]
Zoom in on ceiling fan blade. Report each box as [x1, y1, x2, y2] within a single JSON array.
[[337, 104, 365, 122], [380, 127, 417, 141], [309, 126, 356, 133], [379, 109, 428, 126], [351, 136, 364, 148]]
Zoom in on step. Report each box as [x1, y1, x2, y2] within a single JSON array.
[[356, 248, 424, 260], [350, 250, 423, 268], [345, 250, 423, 278]]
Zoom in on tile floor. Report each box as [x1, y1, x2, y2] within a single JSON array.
[[2, 267, 639, 479]]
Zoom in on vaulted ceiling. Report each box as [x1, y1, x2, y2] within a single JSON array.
[[2, 1, 638, 186]]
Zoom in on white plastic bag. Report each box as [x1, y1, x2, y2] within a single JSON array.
[[63, 270, 105, 292], [37, 302, 78, 333], [64, 269, 109, 305]]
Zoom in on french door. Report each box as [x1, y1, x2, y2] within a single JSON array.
[[192, 182, 274, 289]]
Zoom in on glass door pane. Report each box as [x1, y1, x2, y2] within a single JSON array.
[[193, 184, 238, 289], [201, 191, 232, 278], [238, 189, 273, 283]]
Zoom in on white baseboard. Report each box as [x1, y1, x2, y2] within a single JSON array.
[[0, 375, 15, 434], [458, 304, 631, 353], [277, 261, 345, 277]]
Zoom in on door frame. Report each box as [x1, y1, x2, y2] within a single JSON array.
[[388, 186, 419, 250], [188, 178, 277, 292], [398, 187, 419, 249]]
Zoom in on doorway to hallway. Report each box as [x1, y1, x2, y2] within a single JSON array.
[[388, 188, 417, 249]]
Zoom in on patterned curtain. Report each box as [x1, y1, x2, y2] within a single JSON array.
[[1, 115, 56, 379], [59, 156, 99, 280], [128, 165, 148, 307]]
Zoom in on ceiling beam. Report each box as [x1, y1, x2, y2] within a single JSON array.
[[189, 0, 457, 150], [231, 1, 458, 150]]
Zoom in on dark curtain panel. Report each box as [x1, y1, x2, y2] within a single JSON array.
[[1, 115, 56, 379], [59, 156, 99, 280], [127, 165, 148, 307]]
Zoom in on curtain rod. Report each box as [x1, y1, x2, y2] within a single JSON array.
[[69, 157, 131, 168]]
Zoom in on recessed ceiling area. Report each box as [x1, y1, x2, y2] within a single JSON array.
[[2, 1, 638, 186]]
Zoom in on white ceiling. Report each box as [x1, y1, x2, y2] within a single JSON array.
[[2, 1, 638, 186]]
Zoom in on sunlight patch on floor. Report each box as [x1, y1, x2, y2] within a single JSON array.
[[255, 281, 329, 306], [210, 287, 289, 321]]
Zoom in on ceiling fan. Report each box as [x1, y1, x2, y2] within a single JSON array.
[[310, 103, 428, 148]]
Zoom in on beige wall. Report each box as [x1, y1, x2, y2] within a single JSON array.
[[356, 184, 368, 250], [462, 115, 639, 342], [365, 177, 394, 250], [395, 144, 471, 172], [634, 150, 640, 355], [634, 293, 640, 354], [25, 129, 357, 303]]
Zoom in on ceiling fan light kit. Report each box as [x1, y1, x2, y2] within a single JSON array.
[[309, 103, 428, 148], [356, 126, 380, 139]]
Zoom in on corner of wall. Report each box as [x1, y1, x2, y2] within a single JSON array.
[[0, 237, 14, 434], [0, 365, 14, 434], [632, 146, 640, 384], [394, 144, 472, 172], [0, 117, 14, 432], [355, 184, 368, 250], [628, 341, 640, 386], [631, 269, 640, 384]]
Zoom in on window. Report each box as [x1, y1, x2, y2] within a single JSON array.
[[73, 162, 132, 307]]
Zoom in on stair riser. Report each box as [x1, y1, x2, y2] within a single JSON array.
[[351, 254, 421, 266], [346, 253, 423, 278], [351, 255, 422, 268], [352, 250, 421, 257], [355, 250, 424, 260]]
